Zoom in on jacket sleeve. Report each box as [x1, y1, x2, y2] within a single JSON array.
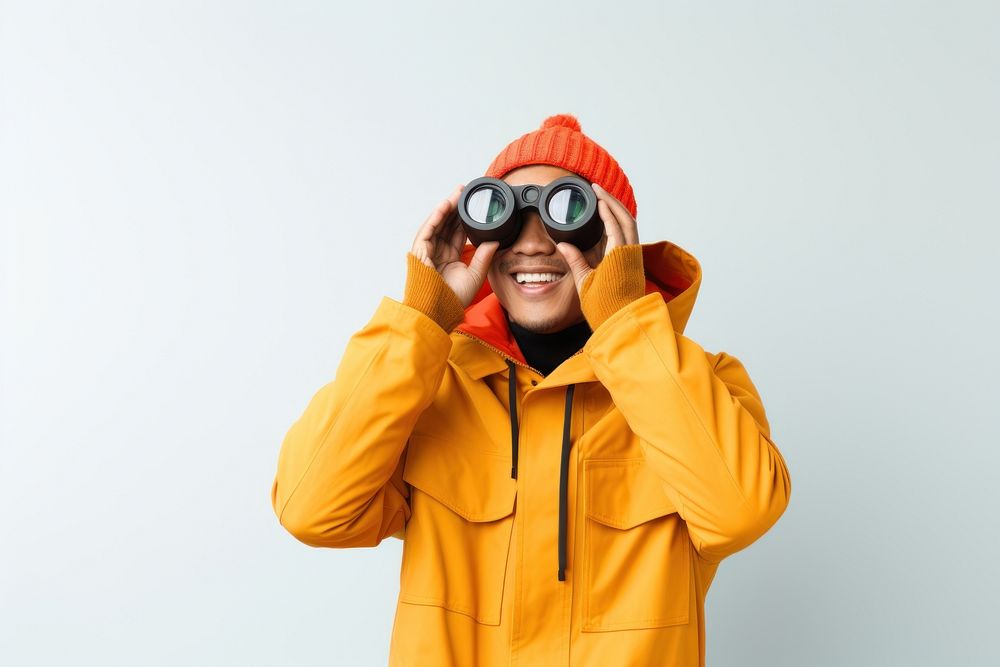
[[270, 296, 454, 548], [583, 292, 792, 563]]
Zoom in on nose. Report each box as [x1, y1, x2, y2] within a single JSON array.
[[509, 213, 556, 255]]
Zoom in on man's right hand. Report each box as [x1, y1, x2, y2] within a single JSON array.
[[410, 184, 499, 308]]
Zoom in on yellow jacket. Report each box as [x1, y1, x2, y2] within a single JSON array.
[[271, 240, 792, 666]]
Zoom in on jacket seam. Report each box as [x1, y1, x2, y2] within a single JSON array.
[[277, 325, 391, 525], [277, 300, 448, 527], [625, 299, 756, 514]]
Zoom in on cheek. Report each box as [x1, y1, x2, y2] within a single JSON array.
[[487, 267, 505, 292]]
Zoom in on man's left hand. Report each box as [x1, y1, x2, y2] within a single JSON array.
[[556, 182, 640, 295]]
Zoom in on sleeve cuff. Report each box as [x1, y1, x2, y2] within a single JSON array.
[[403, 252, 467, 333], [579, 244, 646, 330]]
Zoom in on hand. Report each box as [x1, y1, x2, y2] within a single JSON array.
[[555, 182, 639, 295], [410, 184, 500, 308]]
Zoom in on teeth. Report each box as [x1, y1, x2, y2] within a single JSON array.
[[515, 272, 563, 284]]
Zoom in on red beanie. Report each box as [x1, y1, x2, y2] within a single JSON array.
[[484, 113, 637, 218]]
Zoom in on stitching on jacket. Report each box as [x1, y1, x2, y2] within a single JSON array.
[[626, 298, 756, 513]]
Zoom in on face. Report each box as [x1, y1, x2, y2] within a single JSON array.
[[486, 164, 606, 333]]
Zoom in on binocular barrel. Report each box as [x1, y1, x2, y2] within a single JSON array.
[[457, 176, 603, 251]]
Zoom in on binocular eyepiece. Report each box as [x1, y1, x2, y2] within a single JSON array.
[[457, 175, 603, 251]]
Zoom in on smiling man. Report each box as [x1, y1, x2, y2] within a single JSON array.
[[271, 114, 792, 666], [486, 163, 604, 336]]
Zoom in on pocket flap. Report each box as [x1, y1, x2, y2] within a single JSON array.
[[585, 458, 677, 529], [403, 434, 517, 522]]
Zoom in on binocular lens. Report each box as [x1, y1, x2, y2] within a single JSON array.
[[466, 186, 508, 224], [457, 175, 602, 251], [547, 186, 589, 225]]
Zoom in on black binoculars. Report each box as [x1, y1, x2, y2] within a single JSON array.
[[456, 175, 603, 251]]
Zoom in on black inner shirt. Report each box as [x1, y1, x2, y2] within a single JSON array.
[[504, 311, 593, 376]]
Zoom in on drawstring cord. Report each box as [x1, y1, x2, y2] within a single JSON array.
[[507, 360, 519, 479], [506, 360, 576, 582], [558, 384, 575, 581]]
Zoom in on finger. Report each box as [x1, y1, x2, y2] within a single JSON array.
[[440, 184, 466, 237], [447, 213, 466, 253], [467, 240, 499, 282], [411, 211, 444, 260], [414, 185, 464, 251], [597, 199, 626, 250], [413, 208, 442, 253], [616, 204, 639, 245], [556, 242, 593, 292], [593, 182, 638, 245], [431, 184, 463, 224], [416, 195, 453, 241]]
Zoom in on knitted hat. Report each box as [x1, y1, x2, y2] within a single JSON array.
[[484, 113, 636, 218]]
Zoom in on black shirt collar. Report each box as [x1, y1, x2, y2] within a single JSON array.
[[505, 311, 592, 376]]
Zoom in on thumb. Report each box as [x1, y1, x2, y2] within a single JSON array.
[[467, 241, 499, 284], [557, 242, 592, 292]]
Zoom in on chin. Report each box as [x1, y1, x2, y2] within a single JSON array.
[[504, 296, 583, 334], [491, 268, 585, 333], [510, 313, 566, 333]]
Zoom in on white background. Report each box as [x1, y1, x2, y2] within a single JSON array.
[[2, 1, 998, 664]]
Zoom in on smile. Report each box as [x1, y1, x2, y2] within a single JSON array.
[[514, 272, 563, 284], [508, 270, 566, 295]]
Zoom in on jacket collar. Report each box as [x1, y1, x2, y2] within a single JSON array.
[[449, 240, 703, 384]]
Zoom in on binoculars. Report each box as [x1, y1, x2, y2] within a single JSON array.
[[456, 175, 603, 251]]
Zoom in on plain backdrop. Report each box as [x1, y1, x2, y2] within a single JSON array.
[[2, 1, 998, 665]]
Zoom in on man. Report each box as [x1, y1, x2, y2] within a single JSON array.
[[271, 114, 792, 666]]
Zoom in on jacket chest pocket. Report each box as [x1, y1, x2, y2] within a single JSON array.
[[581, 458, 691, 632], [399, 435, 517, 626]]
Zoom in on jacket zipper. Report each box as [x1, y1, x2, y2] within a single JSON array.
[[454, 329, 539, 375], [454, 329, 585, 378]]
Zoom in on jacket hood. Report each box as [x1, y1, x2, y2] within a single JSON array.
[[455, 240, 703, 366]]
